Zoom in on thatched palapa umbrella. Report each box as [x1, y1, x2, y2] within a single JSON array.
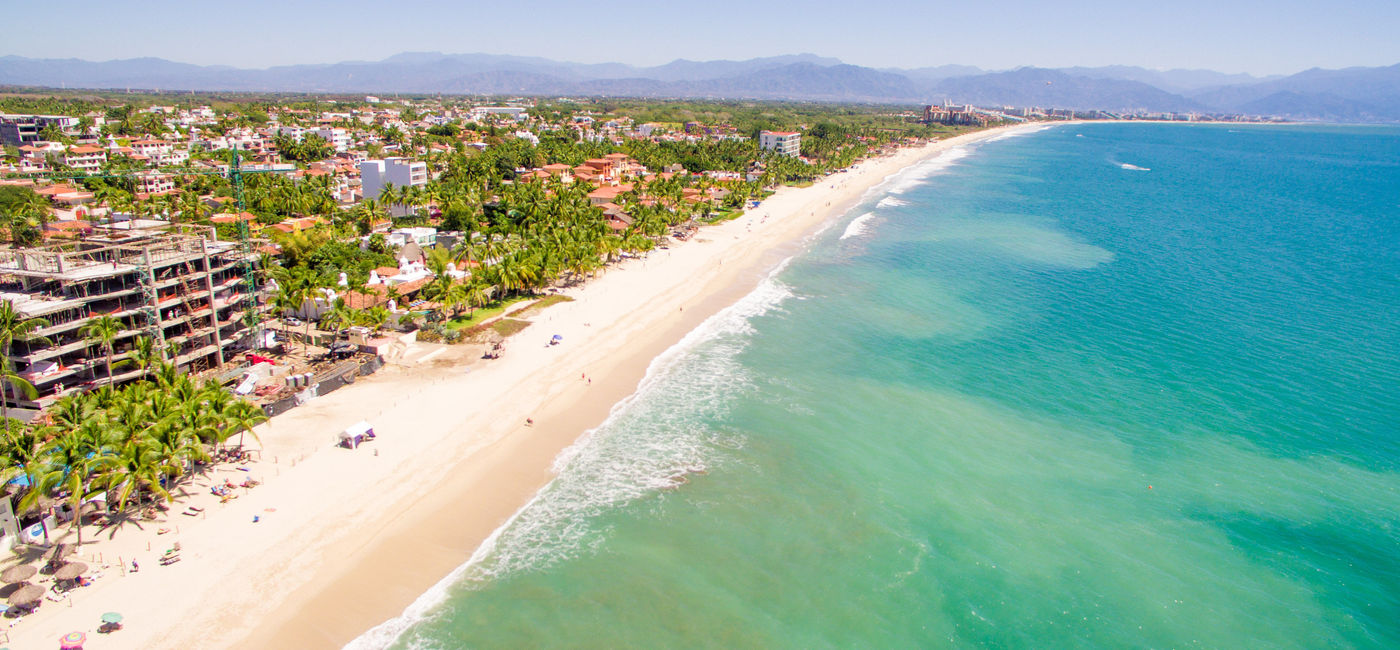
[[0, 564, 37, 584], [7, 583, 44, 607], [54, 561, 88, 581]]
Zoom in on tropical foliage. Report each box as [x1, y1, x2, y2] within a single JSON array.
[[0, 341, 267, 545]]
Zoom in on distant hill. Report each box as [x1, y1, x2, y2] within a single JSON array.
[[1, 53, 1398, 122], [1190, 63, 1400, 121], [1058, 66, 1275, 93], [928, 68, 1205, 113]]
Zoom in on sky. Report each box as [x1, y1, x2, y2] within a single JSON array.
[[5, 0, 1399, 76]]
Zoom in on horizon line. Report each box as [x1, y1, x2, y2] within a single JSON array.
[[5, 51, 1390, 78]]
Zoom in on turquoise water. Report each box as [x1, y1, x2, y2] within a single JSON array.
[[358, 124, 1400, 649]]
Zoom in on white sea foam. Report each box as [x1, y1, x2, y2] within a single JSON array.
[[876, 197, 908, 209], [986, 124, 1054, 142], [347, 260, 798, 650], [886, 147, 970, 194], [1120, 163, 1151, 171], [840, 212, 877, 240]]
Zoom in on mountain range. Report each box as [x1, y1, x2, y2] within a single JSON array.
[[2, 53, 1398, 122]]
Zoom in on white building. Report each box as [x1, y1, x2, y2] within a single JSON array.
[[389, 227, 437, 248], [135, 172, 175, 195], [313, 127, 352, 152], [759, 131, 802, 157], [470, 106, 529, 122], [272, 125, 307, 140], [63, 145, 107, 172], [360, 157, 428, 216]]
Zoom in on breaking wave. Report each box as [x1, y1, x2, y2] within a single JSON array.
[[348, 260, 798, 650], [887, 147, 970, 194], [986, 124, 1056, 142], [876, 197, 908, 209], [840, 212, 877, 240]]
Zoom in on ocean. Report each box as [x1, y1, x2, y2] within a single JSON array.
[[354, 123, 1400, 649]]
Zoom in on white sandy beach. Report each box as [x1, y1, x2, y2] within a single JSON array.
[[1, 122, 1034, 649]]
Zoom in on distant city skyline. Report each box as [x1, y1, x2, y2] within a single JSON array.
[[4, 0, 1398, 76]]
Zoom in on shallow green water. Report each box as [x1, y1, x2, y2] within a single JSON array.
[[358, 123, 1400, 649]]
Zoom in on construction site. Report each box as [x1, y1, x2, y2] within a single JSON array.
[[0, 222, 267, 416]]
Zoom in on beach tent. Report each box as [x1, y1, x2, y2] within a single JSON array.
[[340, 421, 375, 448]]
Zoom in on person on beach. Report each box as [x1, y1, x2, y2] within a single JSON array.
[[526, 418, 534, 427]]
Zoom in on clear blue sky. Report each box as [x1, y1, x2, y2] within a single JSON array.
[[7, 0, 1398, 75]]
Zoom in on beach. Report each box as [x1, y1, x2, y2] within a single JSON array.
[[1, 123, 1029, 649]]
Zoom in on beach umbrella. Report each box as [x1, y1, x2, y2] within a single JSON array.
[[53, 562, 88, 581], [551, 334, 563, 342], [0, 564, 36, 584], [59, 631, 86, 649], [100, 612, 123, 624], [7, 583, 43, 606]]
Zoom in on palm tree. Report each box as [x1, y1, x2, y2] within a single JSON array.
[[0, 299, 50, 420], [147, 421, 204, 492], [360, 306, 390, 333], [1, 425, 52, 542], [103, 440, 170, 510], [0, 358, 37, 425], [47, 393, 95, 433], [463, 279, 490, 318], [320, 297, 356, 334], [377, 181, 398, 214], [222, 400, 267, 450], [37, 423, 109, 546], [81, 314, 124, 386], [128, 335, 158, 379]]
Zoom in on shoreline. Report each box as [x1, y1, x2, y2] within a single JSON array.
[[2, 122, 1036, 650]]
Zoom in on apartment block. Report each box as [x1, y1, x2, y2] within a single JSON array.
[[63, 146, 107, 173], [0, 114, 80, 147], [759, 130, 802, 157], [360, 158, 427, 216], [0, 225, 268, 413]]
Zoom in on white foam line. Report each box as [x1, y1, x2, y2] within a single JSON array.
[[986, 124, 1055, 142], [345, 258, 798, 650], [840, 212, 877, 240]]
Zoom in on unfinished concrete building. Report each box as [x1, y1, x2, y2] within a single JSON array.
[[0, 223, 267, 414]]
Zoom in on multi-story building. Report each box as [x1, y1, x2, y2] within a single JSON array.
[[469, 106, 529, 122], [0, 114, 80, 146], [63, 145, 107, 173], [0, 225, 268, 414], [313, 127, 352, 152], [922, 105, 993, 127], [135, 172, 175, 195], [360, 158, 427, 216], [759, 130, 802, 157]]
